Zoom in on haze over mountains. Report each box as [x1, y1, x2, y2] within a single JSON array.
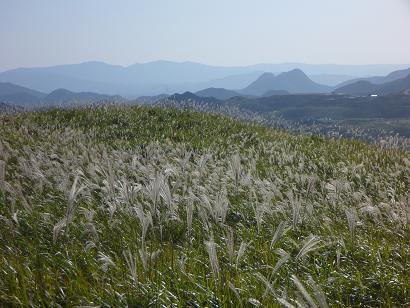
[[1, 61, 409, 97], [334, 74, 410, 96], [336, 68, 410, 87], [0, 82, 123, 107], [0, 82, 45, 106], [195, 67, 410, 99], [2, 65, 410, 107]]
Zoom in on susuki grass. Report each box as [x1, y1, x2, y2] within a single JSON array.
[[0, 105, 409, 306]]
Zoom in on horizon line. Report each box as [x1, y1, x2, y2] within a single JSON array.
[[2, 60, 410, 73]]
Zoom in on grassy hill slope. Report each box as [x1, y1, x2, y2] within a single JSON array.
[[0, 106, 409, 306]]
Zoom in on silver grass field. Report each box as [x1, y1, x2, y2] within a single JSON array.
[[0, 106, 409, 306]]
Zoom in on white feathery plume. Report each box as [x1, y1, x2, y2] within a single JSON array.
[[229, 153, 242, 193], [186, 199, 194, 237], [66, 174, 84, 225], [0, 159, 5, 191], [123, 249, 138, 282], [205, 239, 220, 280], [271, 249, 290, 277], [296, 235, 321, 261], [345, 207, 358, 237], [270, 221, 288, 249], [225, 228, 235, 264], [236, 241, 249, 269], [53, 175, 84, 243], [139, 245, 161, 272], [97, 252, 116, 272]]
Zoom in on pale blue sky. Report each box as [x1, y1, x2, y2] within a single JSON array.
[[1, 0, 409, 71]]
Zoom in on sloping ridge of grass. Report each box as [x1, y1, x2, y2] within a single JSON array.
[[0, 105, 409, 306]]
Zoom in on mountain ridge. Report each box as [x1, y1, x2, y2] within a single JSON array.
[[195, 88, 241, 100], [0, 82, 46, 106], [43, 88, 123, 105], [241, 69, 331, 95], [0, 82, 124, 107], [334, 73, 410, 96], [336, 67, 410, 88]]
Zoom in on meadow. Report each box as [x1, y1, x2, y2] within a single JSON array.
[[0, 106, 409, 306]]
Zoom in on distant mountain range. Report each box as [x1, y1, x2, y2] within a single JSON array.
[[1, 61, 409, 96], [0, 82, 123, 107], [0, 68, 339, 106], [2, 65, 410, 107], [334, 73, 410, 96]]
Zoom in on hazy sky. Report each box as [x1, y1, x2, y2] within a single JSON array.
[[1, 0, 410, 71]]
